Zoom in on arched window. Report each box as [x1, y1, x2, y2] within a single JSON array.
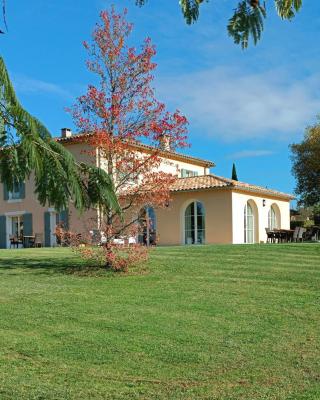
[[244, 202, 254, 243], [268, 205, 279, 230], [185, 201, 205, 245], [138, 206, 157, 246]]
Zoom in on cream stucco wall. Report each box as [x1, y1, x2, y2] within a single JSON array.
[[0, 138, 291, 248], [0, 142, 99, 247], [231, 191, 290, 244], [99, 149, 209, 181], [0, 173, 47, 243], [156, 189, 233, 245]]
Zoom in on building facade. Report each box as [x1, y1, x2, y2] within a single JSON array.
[[0, 131, 293, 248]]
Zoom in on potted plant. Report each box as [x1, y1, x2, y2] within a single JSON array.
[[313, 204, 320, 226]]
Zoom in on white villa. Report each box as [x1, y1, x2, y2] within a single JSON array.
[[0, 129, 293, 248]]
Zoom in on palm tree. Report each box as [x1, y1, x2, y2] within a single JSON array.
[[0, 57, 120, 214]]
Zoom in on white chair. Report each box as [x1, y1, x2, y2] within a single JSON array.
[[113, 238, 125, 245], [293, 227, 300, 242], [100, 232, 107, 245], [128, 236, 136, 245], [297, 227, 306, 242]]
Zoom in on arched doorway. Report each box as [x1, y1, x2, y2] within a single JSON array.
[[138, 206, 157, 246], [244, 200, 258, 243], [184, 201, 205, 245]]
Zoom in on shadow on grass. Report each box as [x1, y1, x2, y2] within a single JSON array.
[[0, 249, 147, 277], [0, 249, 103, 276]]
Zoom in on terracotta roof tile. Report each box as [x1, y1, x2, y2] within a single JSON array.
[[55, 133, 214, 167], [170, 174, 294, 200]]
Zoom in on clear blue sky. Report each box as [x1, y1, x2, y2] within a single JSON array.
[[2, 1, 320, 199]]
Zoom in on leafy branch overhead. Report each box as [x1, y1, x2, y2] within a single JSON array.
[[0, 57, 120, 214], [136, 0, 303, 49]]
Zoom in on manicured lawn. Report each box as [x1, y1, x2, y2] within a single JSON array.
[[0, 244, 319, 399]]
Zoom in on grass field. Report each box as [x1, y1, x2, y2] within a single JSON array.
[[0, 244, 319, 399]]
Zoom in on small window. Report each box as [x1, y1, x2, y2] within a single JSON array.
[[181, 169, 199, 178], [8, 181, 24, 200]]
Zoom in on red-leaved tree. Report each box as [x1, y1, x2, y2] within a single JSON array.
[[69, 8, 188, 270]]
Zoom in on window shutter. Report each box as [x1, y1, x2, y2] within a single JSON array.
[[20, 182, 26, 199], [23, 213, 33, 236], [44, 212, 51, 247], [59, 209, 69, 230], [3, 183, 8, 201], [0, 215, 6, 249]]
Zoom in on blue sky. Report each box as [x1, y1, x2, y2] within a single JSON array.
[[2, 1, 320, 199]]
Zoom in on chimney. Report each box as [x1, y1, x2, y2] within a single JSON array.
[[159, 134, 172, 152], [61, 128, 72, 138]]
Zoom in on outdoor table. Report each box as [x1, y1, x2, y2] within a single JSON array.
[[273, 229, 294, 243], [23, 235, 35, 248]]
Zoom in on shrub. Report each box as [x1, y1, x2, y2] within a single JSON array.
[[73, 243, 148, 273]]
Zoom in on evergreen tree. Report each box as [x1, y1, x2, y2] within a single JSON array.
[[232, 163, 238, 181], [291, 121, 320, 207]]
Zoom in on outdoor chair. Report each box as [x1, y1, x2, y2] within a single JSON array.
[[28, 236, 36, 248], [278, 230, 287, 243], [34, 233, 44, 248], [9, 235, 20, 249], [113, 237, 125, 245], [292, 227, 300, 242], [265, 228, 275, 243], [297, 227, 306, 242]]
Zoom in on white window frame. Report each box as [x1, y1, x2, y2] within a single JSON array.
[[184, 201, 205, 245], [244, 202, 254, 244], [268, 206, 277, 230], [8, 181, 22, 200]]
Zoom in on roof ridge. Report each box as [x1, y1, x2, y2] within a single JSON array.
[[172, 173, 294, 199], [54, 132, 215, 167]]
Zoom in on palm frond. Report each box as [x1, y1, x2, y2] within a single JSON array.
[[0, 56, 120, 214], [227, 1, 266, 49], [275, 0, 302, 19]]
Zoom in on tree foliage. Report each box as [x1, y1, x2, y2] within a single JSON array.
[[232, 162, 238, 181], [291, 122, 320, 207], [0, 56, 120, 213], [69, 8, 188, 251], [136, 0, 303, 49]]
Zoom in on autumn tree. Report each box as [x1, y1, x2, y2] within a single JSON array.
[[291, 121, 320, 207], [136, 0, 303, 49], [69, 8, 188, 267]]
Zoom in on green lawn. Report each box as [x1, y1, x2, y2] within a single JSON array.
[[0, 244, 319, 399]]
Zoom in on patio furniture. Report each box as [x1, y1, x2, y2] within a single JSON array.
[[9, 235, 20, 248], [292, 227, 300, 242], [265, 228, 275, 243], [312, 226, 320, 241], [23, 235, 35, 248], [270, 229, 295, 243], [297, 227, 306, 242], [34, 233, 44, 248], [113, 237, 125, 245]]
